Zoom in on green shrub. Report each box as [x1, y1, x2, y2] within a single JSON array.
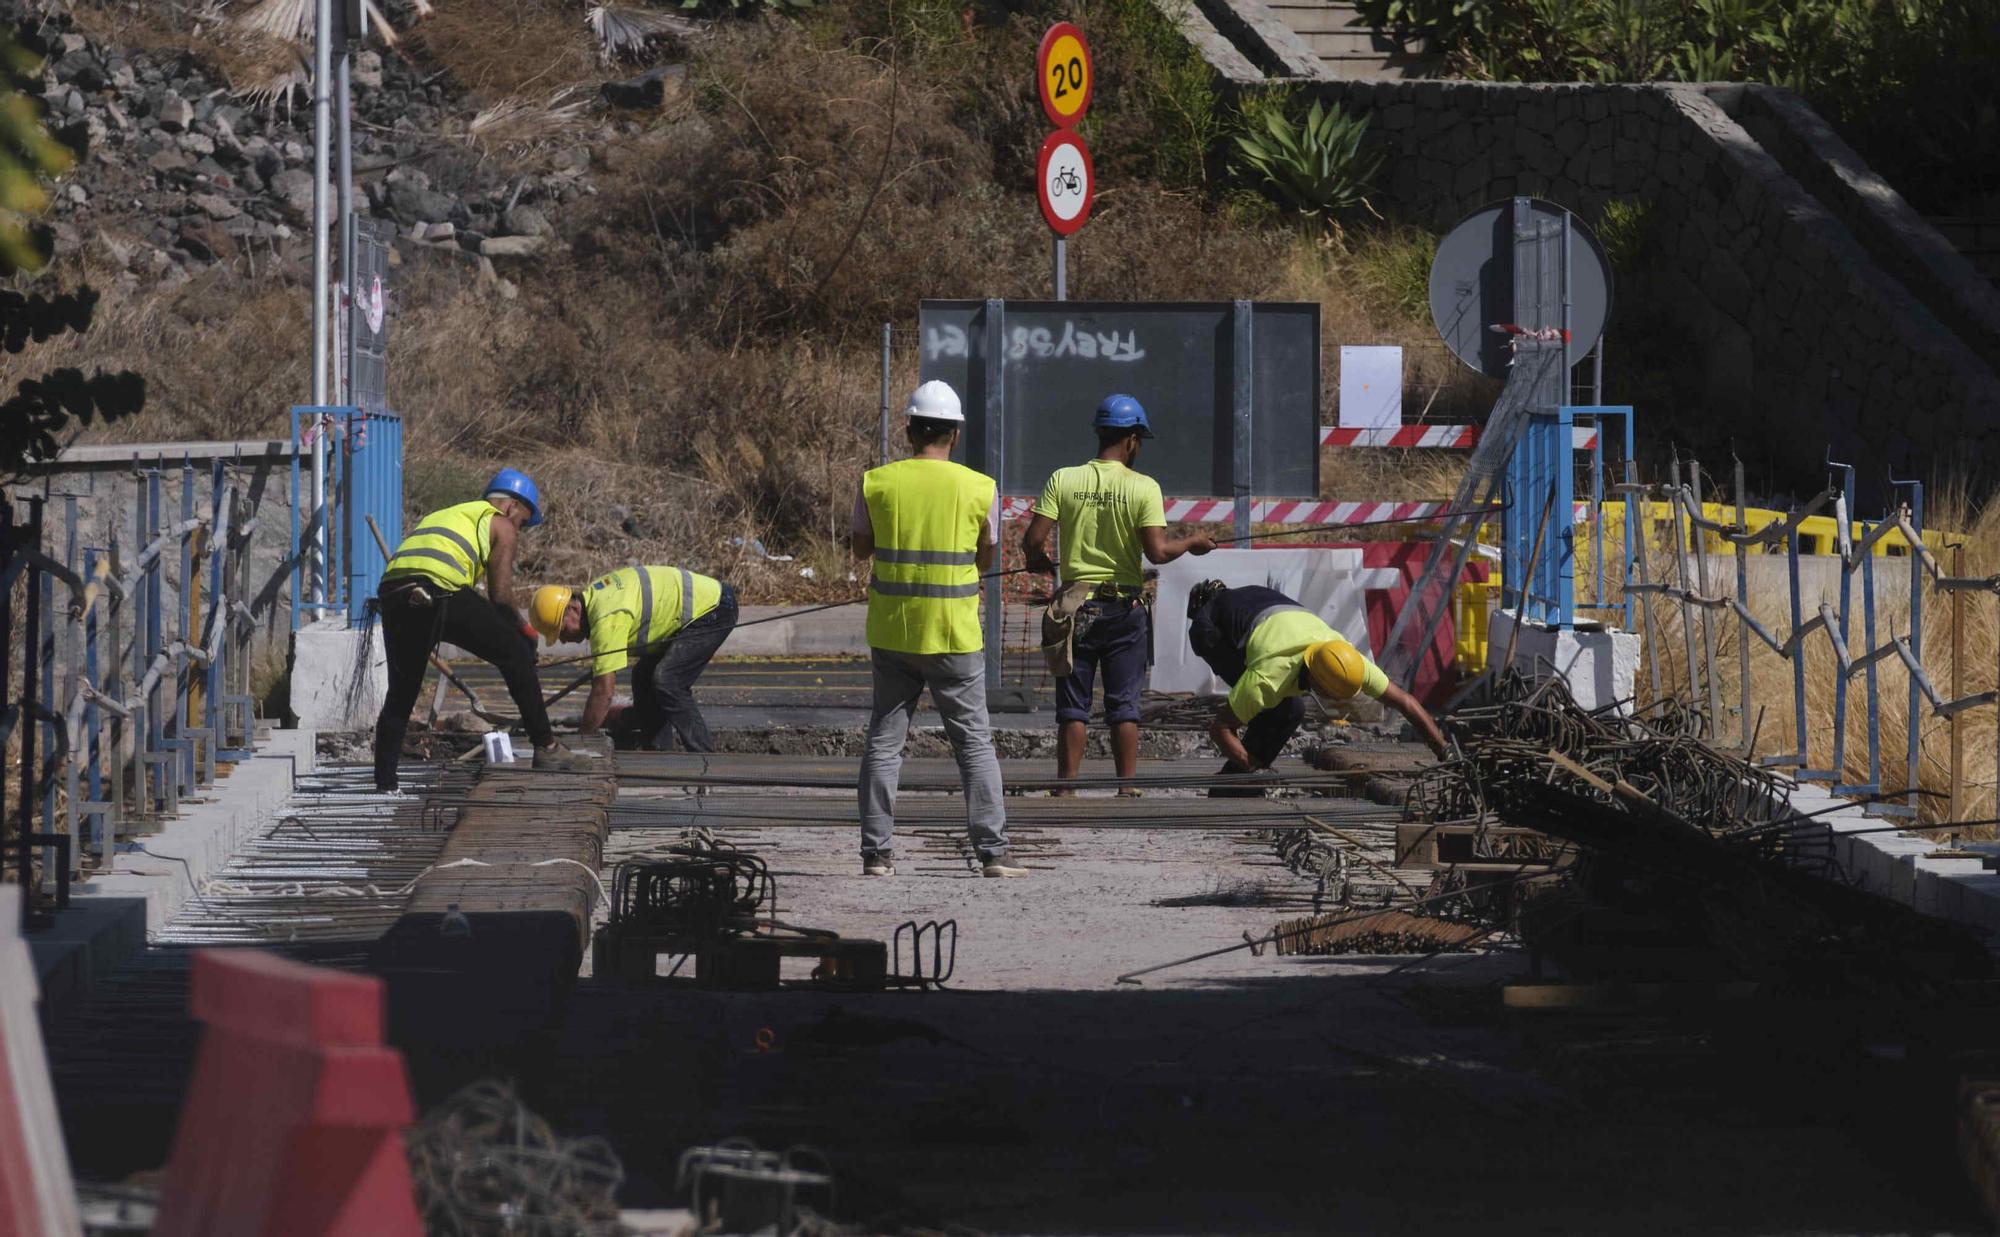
[[1595, 198, 1651, 274], [1230, 97, 1382, 220]]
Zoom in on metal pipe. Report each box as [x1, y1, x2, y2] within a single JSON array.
[[338, 52, 355, 407], [878, 323, 891, 467], [1952, 542, 1964, 824], [1735, 457, 1750, 752], [20, 498, 41, 913]]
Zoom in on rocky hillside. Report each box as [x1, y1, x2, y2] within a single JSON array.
[[10, 0, 1475, 599]]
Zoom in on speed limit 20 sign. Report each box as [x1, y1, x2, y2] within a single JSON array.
[[1037, 22, 1092, 129]]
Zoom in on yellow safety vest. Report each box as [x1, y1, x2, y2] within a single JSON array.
[[383, 500, 496, 591], [582, 565, 722, 672], [863, 458, 994, 655]]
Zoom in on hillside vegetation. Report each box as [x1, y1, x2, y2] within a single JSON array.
[[8, 0, 1491, 598]]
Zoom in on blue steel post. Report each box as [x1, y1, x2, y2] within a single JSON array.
[[84, 546, 100, 823], [176, 454, 196, 793], [207, 459, 225, 748], [1828, 463, 1856, 784], [1553, 403, 1574, 626], [1845, 517, 1883, 797], [1906, 480, 1924, 813], [39, 501, 57, 834], [1787, 507, 1812, 772], [289, 407, 302, 631], [1590, 416, 1604, 613]]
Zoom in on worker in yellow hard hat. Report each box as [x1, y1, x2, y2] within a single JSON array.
[[529, 565, 737, 750], [1186, 580, 1446, 793]]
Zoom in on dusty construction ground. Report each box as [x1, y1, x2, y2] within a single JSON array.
[[543, 756, 1988, 1234], [44, 746, 1996, 1233]]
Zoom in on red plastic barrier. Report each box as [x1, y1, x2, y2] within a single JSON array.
[[0, 887, 81, 1237], [153, 949, 423, 1237]]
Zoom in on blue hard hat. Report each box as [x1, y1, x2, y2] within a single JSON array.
[[485, 468, 543, 527], [1094, 393, 1153, 438]]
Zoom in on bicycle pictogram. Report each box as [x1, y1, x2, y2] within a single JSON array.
[[1049, 166, 1082, 199]]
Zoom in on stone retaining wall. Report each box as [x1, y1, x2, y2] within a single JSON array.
[[1246, 75, 2000, 493]]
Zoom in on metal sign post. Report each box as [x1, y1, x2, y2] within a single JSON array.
[[1036, 24, 1091, 302]]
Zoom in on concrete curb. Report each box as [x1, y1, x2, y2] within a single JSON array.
[[43, 730, 319, 1004], [1786, 782, 2000, 937]]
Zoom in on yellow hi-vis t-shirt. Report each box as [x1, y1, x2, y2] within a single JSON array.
[[583, 565, 723, 678], [1228, 609, 1389, 723], [1031, 459, 1167, 587]]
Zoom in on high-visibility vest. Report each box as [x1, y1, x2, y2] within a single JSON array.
[[383, 500, 497, 591], [583, 565, 721, 655], [863, 458, 994, 655]]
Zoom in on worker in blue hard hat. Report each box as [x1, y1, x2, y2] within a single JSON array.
[[1022, 393, 1214, 795], [373, 468, 596, 791]]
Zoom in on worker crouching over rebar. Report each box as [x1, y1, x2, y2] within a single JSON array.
[[530, 566, 739, 751], [373, 470, 597, 791], [849, 381, 1026, 879], [1020, 393, 1214, 796], [1185, 581, 1447, 794]]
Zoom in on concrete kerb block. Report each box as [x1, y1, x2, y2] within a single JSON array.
[[1915, 856, 1991, 918], [289, 618, 387, 731], [72, 729, 314, 936], [1487, 610, 1640, 714]]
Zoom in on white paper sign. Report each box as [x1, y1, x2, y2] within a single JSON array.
[[1337, 345, 1402, 430]]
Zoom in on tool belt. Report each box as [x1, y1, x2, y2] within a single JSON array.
[[1041, 582, 1144, 676], [379, 575, 441, 609]]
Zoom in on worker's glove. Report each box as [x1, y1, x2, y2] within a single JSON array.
[[518, 622, 540, 657]]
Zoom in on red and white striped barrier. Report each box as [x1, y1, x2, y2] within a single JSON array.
[[1001, 497, 1594, 526], [1319, 424, 1598, 450], [0, 888, 81, 1237]]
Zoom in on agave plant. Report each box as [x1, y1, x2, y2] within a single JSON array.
[[1231, 98, 1382, 220]]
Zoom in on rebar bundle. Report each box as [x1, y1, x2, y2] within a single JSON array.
[[405, 1080, 625, 1237]]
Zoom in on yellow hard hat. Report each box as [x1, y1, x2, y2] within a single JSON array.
[[529, 584, 573, 643], [1303, 639, 1369, 701]]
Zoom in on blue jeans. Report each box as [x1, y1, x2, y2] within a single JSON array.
[[1054, 599, 1149, 726]]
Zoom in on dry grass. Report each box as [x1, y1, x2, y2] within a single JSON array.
[[413, 0, 598, 98], [24, 10, 1458, 607]]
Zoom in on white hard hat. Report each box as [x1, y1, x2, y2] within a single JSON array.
[[906, 379, 965, 423]]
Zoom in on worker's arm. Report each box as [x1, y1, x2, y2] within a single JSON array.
[[1208, 702, 1257, 769], [976, 496, 998, 574], [485, 516, 527, 628], [1380, 682, 1449, 757], [1140, 527, 1217, 565], [1023, 512, 1058, 575], [579, 673, 617, 735], [849, 483, 874, 560]]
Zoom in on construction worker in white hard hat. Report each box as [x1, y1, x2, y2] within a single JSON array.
[[528, 565, 738, 751], [373, 468, 596, 791], [1022, 393, 1215, 796], [849, 379, 1025, 878], [1186, 581, 1446, 794]]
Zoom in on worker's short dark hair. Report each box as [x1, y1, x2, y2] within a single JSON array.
[[907, 417, 959, 449], [1097, 426, 1141, 451]]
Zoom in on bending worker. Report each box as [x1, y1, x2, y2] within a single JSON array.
[[1186, 580, 1447, 790], [1021, 393, 1213, 794], [528, 565, 738, 751], [373, 469, 594, 791], [850, 379, 1025, 878]]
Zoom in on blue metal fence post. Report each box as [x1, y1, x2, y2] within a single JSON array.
[[1787, 505, 1812, 773], [1828, 462, 1856, 785]]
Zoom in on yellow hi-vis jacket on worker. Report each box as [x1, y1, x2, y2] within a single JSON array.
[[863, 458, 995, 655], [383, 499, 498, 591], [581, 565, 723, 677], [1230, 610, 1389, 724]]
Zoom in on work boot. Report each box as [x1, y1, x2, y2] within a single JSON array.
[[1206, 761, 1266, 799], [981, 856, 1030, 878], [533, 742, 601, 773], [862, 857, 897, 877]]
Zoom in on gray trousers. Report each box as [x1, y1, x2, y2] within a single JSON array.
[[858, 648, 1010, 863]]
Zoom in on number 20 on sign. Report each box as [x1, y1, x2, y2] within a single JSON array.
[[1037, 22, 1092, 129]]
